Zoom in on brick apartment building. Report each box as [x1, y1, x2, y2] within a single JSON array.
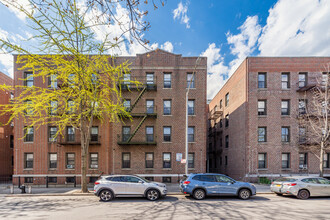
[[13, 49, 207, 185], [208, 57, 330, 181], [0, 71, 14, 182]]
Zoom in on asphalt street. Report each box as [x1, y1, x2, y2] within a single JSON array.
[[0, 194, 330, 220]]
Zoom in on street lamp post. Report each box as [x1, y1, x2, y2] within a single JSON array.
[[185, 57, 201, 175]]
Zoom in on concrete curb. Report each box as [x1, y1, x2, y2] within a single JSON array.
[[4, 192, 273, 197]]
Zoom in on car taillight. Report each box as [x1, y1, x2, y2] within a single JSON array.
[[284, 183, 297, 186], [183, 181, 190, 185], [94, 181, 100, 185]]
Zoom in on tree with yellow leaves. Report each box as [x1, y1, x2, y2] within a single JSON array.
[[0, 0, 162, 192]]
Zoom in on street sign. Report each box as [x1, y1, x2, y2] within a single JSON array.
[[181, 159, 186, 164]]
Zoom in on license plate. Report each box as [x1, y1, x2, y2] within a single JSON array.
[[276, 184, 281, 187]]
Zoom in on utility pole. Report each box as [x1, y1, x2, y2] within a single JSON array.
[[185, 57, 201, 175]]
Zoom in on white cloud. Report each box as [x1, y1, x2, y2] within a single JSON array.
[[5, 0, 33, 22], [226, 16, 261, 75], [201, 43, 229, 99], [160, 41, 174, 53], [258, 0, 330, 56], [0, 54, 13, 78], [173, 2, 190, 29]]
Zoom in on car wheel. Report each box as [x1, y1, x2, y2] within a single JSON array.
[[238, 189, 251, 200], [193, 189, 206, 200], [146, 189, 160, 201], [297, 189, 310, 200], [99, 189, 113, 202], [275, 192, 283, 196]]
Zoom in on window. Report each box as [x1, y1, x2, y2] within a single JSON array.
[[25, 177, 33, 183], [299, 153, 308, 169], [322, 72, 328, 86], [24, 153, 33, 169], [49, 153, 57, 169], [215, 175, 232, 183], [66, 153, 75, 169], [164, 73, 171, 88], [298, 99, 307, 115], [281, 73, 290, 89], [68, 74, 75, 87], [163, 126, 171, 142], [225, 135, 229, 148], [91, 126, 98, 142], [281, 127, 290, 142], [146, 73, 154, 84], [163, 153, 171, 168], [145, 153, 154, 168], [282, 153, 290, 169], [258, 127, 267, 142], [258, 73, 267, 88], [66, 177, 75, 183], [258, 153, 267, 169], [145, 177, 154, 181], [122, 126, 131, 142], [10, 135, 13, 148], [187, 73, 195, 88], [163, 100, 171, 115], [48, 177, 57, 183], [188, 100, 195, 115], [24, 72, 33, 87], [162, 177, 171, 183], [24, 127, 34, 142], [67, 126, 75, 142], [225, 114, 229, 127], [188, 153, 195, 168], [123, 73, 131, 88], [220, 100, 223, 109], [49, 74, 57, 89], [258, 100, 267, 115], [188, 126, 195, 142], [49, 100, 58, 115], [299, 127, 306, 143], [67, 100, 75, 114], [24, 100, 33, 115], [281, 100, 290, 115], [49, 126, 57, 142], [146, 126, 154, 142], [298, 73, 307, 88], [225, 156, 228, 166], [90, 153, 98, 169], [225, 93, 229, 106], [123, 99, 131, 111], [323, 153, 330, 168], [122, 153, 130, 168], [91, 73, 98, 85], [146, 100, 154, 114], [220, 119, 223, 128]]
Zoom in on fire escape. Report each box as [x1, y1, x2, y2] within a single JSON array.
[[117, 76, 157, 145], [208, 105, 223, 172]]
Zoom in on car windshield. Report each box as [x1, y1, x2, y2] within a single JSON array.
[[138, 177, 151, 183], [275, 177, 297, 182]]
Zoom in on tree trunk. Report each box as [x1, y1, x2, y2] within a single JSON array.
[[81, 141, 88, 192], [320, 141, 325, 177]]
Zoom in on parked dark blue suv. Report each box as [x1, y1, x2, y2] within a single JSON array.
[[180, 173, 256, 200]]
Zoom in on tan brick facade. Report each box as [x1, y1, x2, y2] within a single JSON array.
[[208, 57, 330, 182], [12, 50, 207, 185], [0, 72, 13, 181]]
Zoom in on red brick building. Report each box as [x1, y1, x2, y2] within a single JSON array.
[[0, 72, 14, 182], [13, 50, 207, 185], [208, 57, 330, 181]]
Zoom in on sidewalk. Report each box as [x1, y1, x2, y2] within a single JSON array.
[[1, 183, 271, 196]]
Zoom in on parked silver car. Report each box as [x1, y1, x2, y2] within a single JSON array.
[[94, 175, 167, 201], [270, 176, 330, 199]]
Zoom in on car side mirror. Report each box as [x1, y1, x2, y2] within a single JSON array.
[[138, 180, 143, 184]]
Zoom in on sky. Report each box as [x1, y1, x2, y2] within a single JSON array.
[[0, 0, 330, 99]]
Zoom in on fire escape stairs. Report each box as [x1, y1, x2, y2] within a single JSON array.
[[129, 86, 147, 112], [126, 114, 147, 143]]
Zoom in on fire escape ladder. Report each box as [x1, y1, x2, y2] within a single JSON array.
[[129, 87, 147, 112], [127, 115, 147, 143]]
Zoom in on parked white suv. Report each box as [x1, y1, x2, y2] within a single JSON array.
[[94, 175, 167, 201]]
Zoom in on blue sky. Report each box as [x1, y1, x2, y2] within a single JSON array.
[[0, 0, 330, 99]]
